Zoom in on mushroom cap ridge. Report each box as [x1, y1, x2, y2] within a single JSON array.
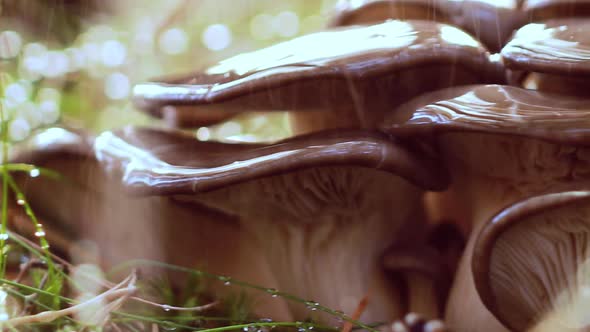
[[502, 19, 590, 76], [382, 84, 590, 146], [133, 20, 493, 121], [94, 126, 450, 196]]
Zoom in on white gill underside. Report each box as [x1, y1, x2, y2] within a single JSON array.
[[180, 166, 426, 323], [490, 204, 590, 331]]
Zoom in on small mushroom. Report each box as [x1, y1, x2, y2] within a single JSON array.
[[523, 0, 590, 20], [133, 20, 501, 134], [502, 19, 590, 96], [93, 126, 449, 322], [328, 0, 525, 52], [473, 190, 590, 331], [382, 84, 590, 331]]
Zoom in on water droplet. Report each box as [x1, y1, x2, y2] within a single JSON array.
[[219, 276, 231, 285], [163, 305, 171, 312], [259, 318, 273, 323], [29, 169, 40, 178], [305, 301, 319, 311], [266, 288, 279, 297], [16, 194, 25, 205], [41, 243, 50, 250], [34, 230, 45, 237], [0, 233, 8, 241]]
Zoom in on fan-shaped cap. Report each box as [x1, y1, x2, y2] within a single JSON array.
[[383, 84, 590, 145], [523, 0, 590, 19], [133, 20, 497, 128], [502, 19, 590, 76], [473, 191, 590, 331], [94, 126, 450, 195], [328, 0, 523, 52]]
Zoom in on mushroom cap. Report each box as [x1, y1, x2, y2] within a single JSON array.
[[502, 19, 590, 76], [382, 84, 590, 186], [133, 20, 497, 127], [472, 190, 590, 331], [383, 84, 590, 146], [94, 126, 450, 195], [328, 0, 454, 26], [523, 0, 590, 19], [328, 0, 523, 52]]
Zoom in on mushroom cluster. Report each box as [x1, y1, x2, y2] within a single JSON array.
[[11, 1, 590, 331]]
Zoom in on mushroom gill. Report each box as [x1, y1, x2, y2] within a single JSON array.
[[502, 19, 590, 97], [93, 126, 449, 323], [328, 0, 524, 52], [383, 84, 590, 331], [473, 191, 590, 331], [133, 20, 500, 134]]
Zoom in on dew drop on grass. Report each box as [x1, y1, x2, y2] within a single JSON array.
[[29, 168, 40, 177], [305, 300, 319, 311], [266, 288, 278, 297], [16, 193, 25, 205], [34, 230, 45, 237], [163, 304, 171, 312], [0, 233, 8, 241], [219, 276, 231, 285]]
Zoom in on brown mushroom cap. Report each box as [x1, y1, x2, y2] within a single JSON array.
[[329, 0, 453, 26], [523, 0, 590, 20], [473, 190, 590, 331], [502, 19, 590, 76], [328, 0, 523, 52], [384, 84, 590, 145], [133, 20, 499, 130], [95, 126, 450, 194]]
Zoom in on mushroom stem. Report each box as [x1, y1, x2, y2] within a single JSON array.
[[405, 272, 439, 319]]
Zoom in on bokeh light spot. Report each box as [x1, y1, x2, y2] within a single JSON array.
[[202, 24, 232, 51]]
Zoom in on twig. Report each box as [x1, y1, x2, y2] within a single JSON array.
[[0, 272, 137, 328], [341, 291, 370, 332]]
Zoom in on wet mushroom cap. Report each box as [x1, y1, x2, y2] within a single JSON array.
[[328, 0, 523, 52], [94, 126, 450, 195], [472, 191, 590, 331], [328, 0, 453, 26], [133, 20, 498, 128], [383, 84, 590, 146], [523, 0, 590, 20], [502, 19, 590, 76]]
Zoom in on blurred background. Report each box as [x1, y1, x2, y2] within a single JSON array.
[[0, 0, 339, 144]]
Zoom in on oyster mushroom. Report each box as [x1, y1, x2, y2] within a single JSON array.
[[523, 0, 590, 20], [93, 126, 449, 322], [382, 84, 590, 331], [502, 19, 590, 96], [328, 0, 524, 52], [133, 20, 501, 134], [473, 191, 590, 331], [11, 127, 290, 319]]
